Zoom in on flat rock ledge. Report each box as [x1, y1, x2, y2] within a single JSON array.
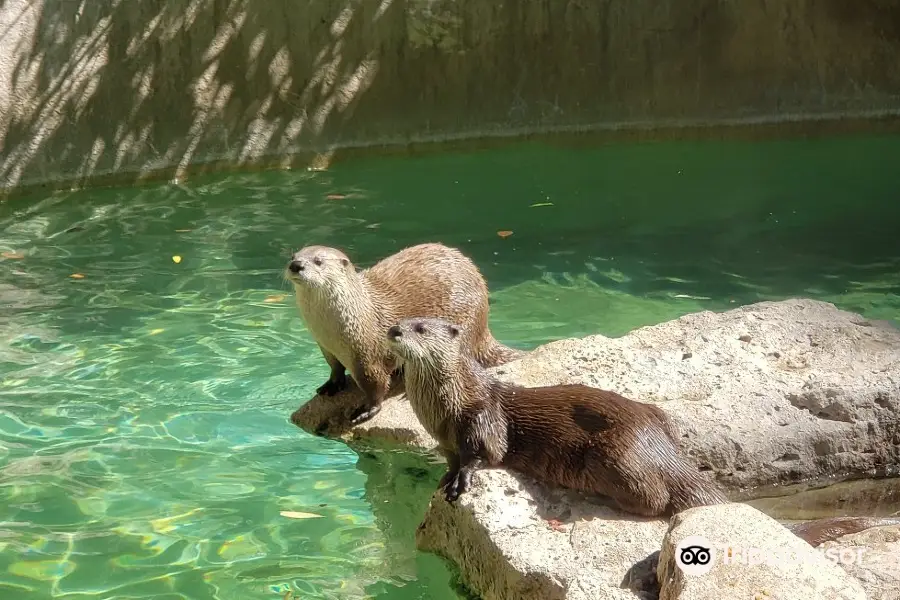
[[292, 298, 900, 599]]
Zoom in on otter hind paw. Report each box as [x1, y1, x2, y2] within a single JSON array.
[[348, 403, 382, 426], [440, 468, 472, 503], [316, 375, 347, 396]]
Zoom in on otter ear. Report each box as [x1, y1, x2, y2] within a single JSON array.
[[341, 258, 349, 267], [448, 324, 460, 338]]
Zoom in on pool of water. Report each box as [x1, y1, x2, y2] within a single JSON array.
[[0, 134, 899, 599]]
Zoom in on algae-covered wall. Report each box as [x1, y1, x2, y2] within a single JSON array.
[[2, 0, 900, 193]]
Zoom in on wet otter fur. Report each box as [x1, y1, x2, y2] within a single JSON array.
[[285, 243, 522, 425], [386, 316, 726, 517], [387, 317, 899, 545]]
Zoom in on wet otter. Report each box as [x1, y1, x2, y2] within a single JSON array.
[[385, 316, 726, 517], [285, 243, 522, 425], [387, 316, 900, 545]]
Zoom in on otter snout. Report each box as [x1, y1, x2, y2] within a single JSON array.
[[387, 325, 402, 340], [288, 260, 305, 274]]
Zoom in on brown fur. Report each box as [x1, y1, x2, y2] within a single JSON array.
[[285, 243, 522, 425], [386, 316, 727, 518]]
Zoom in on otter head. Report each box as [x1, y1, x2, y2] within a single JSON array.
[[285, 245, 354, 291], [386, 317, 462, 369]]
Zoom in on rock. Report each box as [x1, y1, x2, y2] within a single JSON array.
[[290, 374, 438, 448], [289, 299, 900, 599], [820, 524, 900, 600], [415, 469, 669, 600], [657, 503, 867, 600]]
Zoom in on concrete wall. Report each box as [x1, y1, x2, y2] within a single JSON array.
[[2, 0, 900, 194]]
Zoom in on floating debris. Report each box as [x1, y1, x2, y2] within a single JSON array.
[[172, 256, 182, 264], [280, 511, 322, 519], [497, 230, 513, 238]]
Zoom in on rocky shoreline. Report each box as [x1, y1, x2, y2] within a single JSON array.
[[292, 299, 900, 599]]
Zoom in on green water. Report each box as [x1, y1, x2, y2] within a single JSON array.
[[0, 135, 899, 599]]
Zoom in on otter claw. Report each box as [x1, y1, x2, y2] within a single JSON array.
[[440, 468, 472, 503], [348, 404, 381, 426], [317, 376, 347, 397]]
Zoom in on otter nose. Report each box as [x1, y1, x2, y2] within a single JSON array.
[[288, 260, 305, 274], [387, 325, 402, 340]]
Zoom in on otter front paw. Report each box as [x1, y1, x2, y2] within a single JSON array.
[[316, 374, 347, 396], [440, 467, 472, 503], [348, 403, 382, 426]]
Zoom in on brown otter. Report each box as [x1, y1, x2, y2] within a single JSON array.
[[386, 316, 900, 546], [385, 316, 727, 517], [285, 243, 522, 425]]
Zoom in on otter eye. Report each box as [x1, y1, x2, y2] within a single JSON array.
[[414, 324, 426, 335], [448, 325, 459, 338], [313, 257, 323, 266]]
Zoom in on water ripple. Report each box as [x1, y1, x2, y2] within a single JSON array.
[[1, 144, 898, 599]]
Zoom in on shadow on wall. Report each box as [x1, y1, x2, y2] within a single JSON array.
[[0, 0, 394, 191], [2, 0, 900, 193]]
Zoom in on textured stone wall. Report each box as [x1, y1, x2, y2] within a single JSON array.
[[2, 0, 900, 193]]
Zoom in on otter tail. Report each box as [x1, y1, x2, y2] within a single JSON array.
[[786, 516, 900, 547], [475, 335, 527, 368], [662, 450, 729, 514]]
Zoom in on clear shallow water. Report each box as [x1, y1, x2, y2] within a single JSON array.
[[0, 135, 899, 599]]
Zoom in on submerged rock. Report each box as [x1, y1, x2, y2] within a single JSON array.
[[290, 298, 900, 599]]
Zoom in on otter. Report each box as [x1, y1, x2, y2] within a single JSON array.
[[285, 243, 522, 425], [386, 316, 900, 546], [385, 316, 726, 517]]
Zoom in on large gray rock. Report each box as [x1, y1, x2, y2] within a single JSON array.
[[821, 524, 900, 600], [291, 299, 900, 599], [656, 502, 867, 600]]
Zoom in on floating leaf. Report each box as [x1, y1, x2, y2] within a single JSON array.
[[280, 511, 322, 519], [69, 273, 85, 279], [172, 255, 182, 263], [530, 202, 554, 208], [149, 329, 164, 335], [175, 229, 192, 233], [497, 230, 513, 238], [1, 251, 24, 259], [326, 194, 346, 200], [264, 294, 286, 303]]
